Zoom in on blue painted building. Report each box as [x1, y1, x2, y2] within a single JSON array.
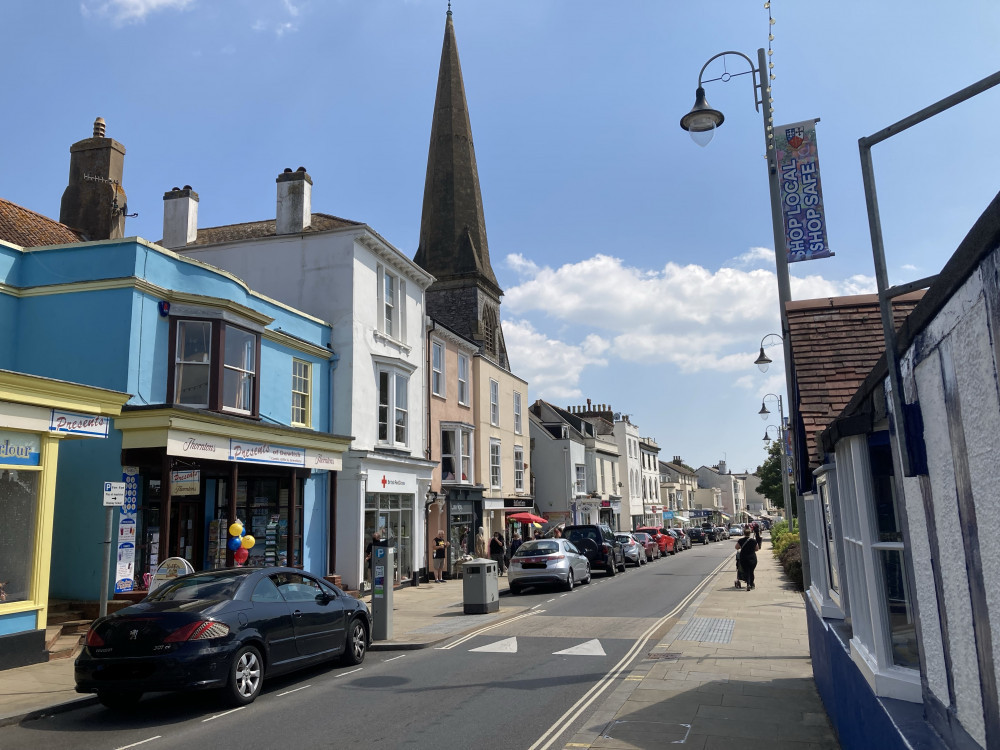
[[0, 233, 351, 665]]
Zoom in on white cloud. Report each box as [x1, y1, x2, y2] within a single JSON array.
[[501, 252, 877, 389], [82, 0, 194, 24], [901, 263, 918, 272], [504, 319, 607, 402], [729, 246, 775, 267]]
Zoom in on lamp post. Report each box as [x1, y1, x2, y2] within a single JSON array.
[[681, 49, 799, 525], [759, 394, 793, 528]]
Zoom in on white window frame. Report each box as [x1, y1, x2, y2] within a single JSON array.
[[457, 354, 469, 406], [514, 445, 524, 492], [513, 391, 522, 434], [806, 465, 844, 621], [441, 423, 474, 484], [376, 365, 409, 448], [490, 439, 502, 489], [174, 319, 212, 408], [291, 358, 311, 427], [575, 464, 586, 495], [221, 324, 256, 416], [490, 379, 499, 426], [376, 264, 407, 343], [431, 340, 445, 397], [834, 433, 921, 703]]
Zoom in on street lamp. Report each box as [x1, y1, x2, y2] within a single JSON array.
[[757, 394, 793, 528], [682, 49, 799, 526], [754, 332, 782, 373], [762, 424, 781, 447]]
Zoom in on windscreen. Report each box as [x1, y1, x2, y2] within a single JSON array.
[[147, 573, 250, 602]]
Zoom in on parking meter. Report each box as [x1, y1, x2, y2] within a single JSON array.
[[371, 540, 394, 640]]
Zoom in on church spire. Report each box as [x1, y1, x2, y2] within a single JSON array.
[[414, 9, 500, 294]]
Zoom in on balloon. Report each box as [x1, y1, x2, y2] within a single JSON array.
[[227, 536, 242, 551], [241, 535, 255, 550], [234, 547, 249, 564], [241, 525, 246, 537], [228, 522, 243, 537]]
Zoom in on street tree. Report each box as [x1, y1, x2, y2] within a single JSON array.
[[755, 440, 787, 510]]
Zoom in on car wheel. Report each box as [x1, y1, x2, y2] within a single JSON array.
[[510, 583, 523, 595], [342, 617, 368, 666], [584, 563, 592, 584], [97, 690, 143, 710], [226, 644, 263, 706], [606, 558, 616, 576], [564, 570, 574, 591]]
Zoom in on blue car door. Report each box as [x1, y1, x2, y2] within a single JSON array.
[[273, 573, 345, 658], [250, 576, 299, 668]]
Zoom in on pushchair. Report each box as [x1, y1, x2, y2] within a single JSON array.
[[734, 552, 745, 589]]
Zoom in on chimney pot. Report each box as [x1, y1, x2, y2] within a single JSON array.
[[296, 166, 306, 172], [162, 186, 199, 249], [283, 167, 293, 173], [93, 117, 106, 138]]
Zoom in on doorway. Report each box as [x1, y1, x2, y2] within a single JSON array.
[[168, 500, 202, 565]]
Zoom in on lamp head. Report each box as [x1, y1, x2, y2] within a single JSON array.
[[680, 87, 725, 147], [758, 402, 770, 420], [754, 346, 772, 372]]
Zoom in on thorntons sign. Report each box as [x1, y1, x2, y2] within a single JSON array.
[[166, 430, 341, 470]]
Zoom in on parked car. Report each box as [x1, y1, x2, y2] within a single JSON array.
[[704, 526, 721, 541], [76, 567, 372, 709], [635, 526, 675, 555], [729, 526, 744, 538], [687, 527, 709, 545], [714, 526, 730, 540], [631, 531, 659, 560], [508, 538, 592, 594], [672, 528, 692, 551], [563, 523, 626, 575], [615, 533, 645, 566]]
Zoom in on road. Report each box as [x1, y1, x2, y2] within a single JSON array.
[[1, 541, 736, 750]]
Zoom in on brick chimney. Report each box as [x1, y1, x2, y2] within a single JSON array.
[[161, 186, 199, 249], [276, 167, 312, 235], [59, 117, 127, 241]]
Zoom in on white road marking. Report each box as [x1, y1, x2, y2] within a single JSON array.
[[336, 667, 364, 677], [553, 639, 606, 657], [202, 706, 246, 723], [470, 637, 518, 653], [114, 737, 161, 750], [382, 654, 406, 662], [528, 554, 734, 750], [437, 609, 542, 649], [547, 598, 557, 603], [277, 685, 311, 696]]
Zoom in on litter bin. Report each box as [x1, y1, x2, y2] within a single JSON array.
[[462, 558, 499, 614]]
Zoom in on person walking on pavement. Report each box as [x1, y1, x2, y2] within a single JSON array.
[[432, 529, 449, 583], [510, 530, 523, 557], [489, 531, 507, 575], [737, 526, 760, 591], [475, 527, 487, 558]]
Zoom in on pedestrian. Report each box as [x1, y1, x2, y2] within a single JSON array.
[[737, 527, 760, 591], [475, 526, 487, 558], [432, 529, 449, 583], [364, 530, 381, 568], [553, 527, 562, 538], [510, 530, 523, 557], [489, 531, 507, 575], [752, 521, 762, 550]]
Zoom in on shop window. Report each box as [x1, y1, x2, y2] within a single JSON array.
[[377, 367, 409, 447], [170, 318, 260, 417], [441, 425, 473, 483], [291, 359, 311, 427], [490, 439, 501, 488], [514, 445, 524, 492], [431, 341, 445, 397], [364, 493, 413, 586], [457, 354, 469, 405], [0, 468, 40, 604]]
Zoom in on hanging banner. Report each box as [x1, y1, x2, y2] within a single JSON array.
[[775, 119, 834, 263]]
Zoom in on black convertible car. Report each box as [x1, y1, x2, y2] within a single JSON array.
[[76, 567, 371, 709]]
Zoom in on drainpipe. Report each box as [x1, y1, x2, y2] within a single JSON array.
[[327, 338, 339, 575]]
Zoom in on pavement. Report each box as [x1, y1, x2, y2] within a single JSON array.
[[0, 540, 839, 748]]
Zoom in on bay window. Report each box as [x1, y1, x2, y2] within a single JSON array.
[[441, 424, 473, 483], [170, 318, 260, 418]]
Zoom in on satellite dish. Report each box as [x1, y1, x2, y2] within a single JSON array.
[[613, 412, 622, 421]]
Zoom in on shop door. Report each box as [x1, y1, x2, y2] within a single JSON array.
[[169, 501, 202, 566]]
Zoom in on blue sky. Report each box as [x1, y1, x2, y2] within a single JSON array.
[[2, 0, 998, 475]]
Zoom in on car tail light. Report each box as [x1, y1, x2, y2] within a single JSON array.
[[163, 620, 231, 643], [85, 627, 105, 647]]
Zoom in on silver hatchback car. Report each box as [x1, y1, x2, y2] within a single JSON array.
[[508, 539, 592, 594]]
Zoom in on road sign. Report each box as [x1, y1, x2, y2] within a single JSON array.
[[103, 481, 126, 507]]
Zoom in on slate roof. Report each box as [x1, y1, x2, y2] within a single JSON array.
[[787, 292, 924, 473], [0, 198, 83, 247], [180, 212, 362, 246]]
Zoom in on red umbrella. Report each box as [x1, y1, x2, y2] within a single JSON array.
[[507, 511, 547, 524]]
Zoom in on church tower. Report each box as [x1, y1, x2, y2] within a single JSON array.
[[414, 8, 509, 370]]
